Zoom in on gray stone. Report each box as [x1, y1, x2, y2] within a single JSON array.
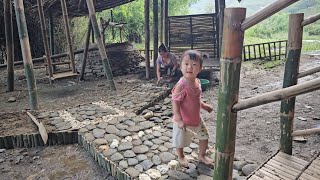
[[127, 125, 144, 132], [118, 142, 133, 151], [125, 167, 140, 178], [163, 131, 172, 137], [132, 145, 149, 154], [84, 133, 95, 142], [164, 142, 173, 149], [134, 164, 144, 172], [123, 150, 136, 158], [103, 148, 117, 157], [189, 143, 199, 149], [8, 97, 16, 102], [198, 163, 214, 177], [128, 158, 139, 166], [110, 152, 124, 161], [132, 139, 142, 146], [93, 138, 108, 145], [85, 124, 96, 130], [159, 152, 176, 163], [197, 175, 212, 180], [0, 158, 4, 163], [141, 159, 154, 170], [167, 170, 193, 180], [92, 129, 106, 138], [242, 164, 258, 176], [233, 161, 248, 171], [57, 123, 72, 131], [105, 125, 120, 134], [107, 119, 119, 125], [78, 128, 88, 133], [183, 147, 192, 153], [144, 140, 154, 147], [124, 120, 136, 126], [116, 130, 131, 137], [119, 160, 128, 169], [132, 116, 145, 122], [158, 146, 168, 152], [104, 134, 121, 142], [159, 136, 170, 141], [37, 112, 50, 119], [153, 131, 162, 137], [137, 154, 148, 162], [152, 155, 161, 165], [139, 121, 155, 129], [142, 134, 155, 141], [0, 149, 5, 153], [97, 122, 109, 129], [50, 117, 64, 125], [151, 144, 159, 150]]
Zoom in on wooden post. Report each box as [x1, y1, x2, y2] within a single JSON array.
[[164, 0, 168, 46], [145, 0, 150, 79], [213, 8, 246, 180], [79, 18, 92, 81], [60, 0, 76, 73], [14, 0, 39, 110], [48, 9, 56, 71], [153, 0, 159, 76], [4, 0, 14, 92], [111, 10, 115, 39], [37, 0, 53, 84], [280, 13, 304, 155], [160, 0, 164, 43], [85, 0, 116, 90], [217, 0, 225, 59]]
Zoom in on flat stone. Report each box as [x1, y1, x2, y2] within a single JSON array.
[[198, 163, 213, 177], [93, 138, 108, 145], [157, 164, 169, 175], [84, 133, 95, 142], [123, 150, 136, 158], [37, 112, 50, 119], [150, 144, 159, 150], [242, 164, 258, 176], [107, 119, 120, 125], [189, 143, 199, 149], [159, 136, 170, 141], [97, 122, 109, 129], [118, 142, 133, 151], [137, 154, 148, 162], [105, 125, 120, 134], [8, 97, 16, 102], [104, 134, 121, 142], [144, 140, 154, 147], [164, 142, 173, 149], [163, 131, 172, 137], [0, 149, 6, 153], [158, 146, 168, 152], [127, 125, 144, 132], [119, 160, 128, 169], [78, 128, 88, 133], [110, 152, 124, 161], [159, 152, 176, 163], [233, 161, 248, 171], [132, 139, 143, 146], [103, 148, 117, 157], [183, 147, 192, 153], [167, 170, 193, 180], [125, 167, 140, 178], [197, 174, 212, 180], [153, 131, 162, 137], [135, 164, 144, 172], [132, 145, 149, 154], [124, 120, 136, 126], [146, 169, 161, 179], [92, 129, 106, 138], [139, 174, 151, 180], [152, 155, 161, 165], [142, 134, 155, 141], [85, 124, 96, 130], [141, 159, 154, 170], [128, 158, 139, 166], [139, 121, 155, 129], [116, 130, 131, 137]]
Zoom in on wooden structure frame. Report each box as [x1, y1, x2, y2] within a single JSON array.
[[214, 0, 320, 178]]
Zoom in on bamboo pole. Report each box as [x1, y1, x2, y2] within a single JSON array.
[[14, 0, 39, 110], [145, 0, 150, 79], [280, 13, 304, 155], [301, 13, 320, 27], [164, 0, 168, 46], [37, 0, 53, 84], [160, 0, 164, 43], [241, 0, 300, 31], [79, 18, 92, 81], [4, 0, 14, 92], [217, 0, 225, 59], [60, 0, 76, 73], [48, 9, 56, 71], [153, 0, 158, 76], [85, 0, 116, 90], [298, 66, 320, 78], [213, 8, 246, 180], [292, 128, 320, 137], [232, 77, 320, 112]]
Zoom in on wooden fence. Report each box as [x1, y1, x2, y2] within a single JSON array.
[[168, 13, 218, 59], [243, 40, 287, 61], [138, 49, 154, 60]]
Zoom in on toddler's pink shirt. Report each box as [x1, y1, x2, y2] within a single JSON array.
[[171, 78, 201, 126]]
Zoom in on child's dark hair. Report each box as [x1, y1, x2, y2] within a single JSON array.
[[158, 43, 168, 53], [181, 50, 203, 67]]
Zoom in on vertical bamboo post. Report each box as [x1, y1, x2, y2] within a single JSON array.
[[79, 18, 92, 81], [14, 0, 39, 110], [4, 0, 14, 92], [217, 0, 226, 59], [280, 13, 304, 155], [213, 8, 246, 180], [153, 0, 159, 76], [37, 0, 53, 84], [145, 0, 150, 79], [60, 0, 76, 73], [164, 0, 169, 46], [160, 0, 164, 43], [85, 0, 116, 90], [48, 9, 56, 71]]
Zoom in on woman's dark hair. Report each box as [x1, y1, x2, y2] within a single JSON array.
[[181, 50, 203, 67], [158, 43, 168, 53]]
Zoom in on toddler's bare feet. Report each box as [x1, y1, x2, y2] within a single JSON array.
[[178, 156, 189, 167], [198, 156, 214, 165]]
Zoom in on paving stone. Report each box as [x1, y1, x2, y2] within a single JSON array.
[[198, 163, 213, 177], [167, 170, 193, 180], [139, 121, 155, 129], [119, 160, 128, 169], [146, 169, 161, 179], [141, 159, 154, 170], [118, 142, 133, 151], [150, 144, 159, 150], [159, 152, 176, 163], [132, 145, 149, 154], [97, 122, 109, 129], [85, 124, 96, 130], [78, 128, 88, 133], [92, 128, 106, 138], [125, 167, 140, 178], [103, 148, 117, 157], [159, 136, 170, 141], [152, 155, 161, 165], [139, 174, 151, 180], [93, 138, 108, 145], [137, 154, 148, 162], [143, 140, 154, 147], [164, 142, 173, 149], [110, 152, 124, 161], [242, 164, 258, 176], [128, 158, 139, 166], [116, 130, 131, 137], [197, 174, 212, 180], [123, 150, 136, 158], [183, 147, 192, 153], [135, 164, 144, 172], [104, 134, 121, 142], [116, 123, 129, 130], [84, 133, 95, 142], [132, 139, 143, 146], [105, 125, 120, 134], [233, 161, 248, 171], [158, 146, 168, 152], [127, 125, 144, 132]]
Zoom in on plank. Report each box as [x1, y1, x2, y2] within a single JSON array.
[[273, 155, 306, 170], [304, 169, 320, 179], [264, 164, 296, 179], [26, 112, 48, 144], [51, 71, 79, 81], [299, 172, 319, 180], [250, 174, 264, 180], [268, 159, 301, 174], [257, 169, 281, 180], [261, 167, 292, 180], [277, 152, 308, 166]]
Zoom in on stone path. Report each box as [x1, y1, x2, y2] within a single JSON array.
[[34, 83, 252, 179]]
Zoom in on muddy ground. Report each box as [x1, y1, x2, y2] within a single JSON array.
[[0, 54, 320, 179]]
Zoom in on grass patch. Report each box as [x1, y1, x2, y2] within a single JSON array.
[[262, 59, 284, 69]]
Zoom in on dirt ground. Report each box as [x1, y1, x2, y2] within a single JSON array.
[[1, 54, 320, 178]]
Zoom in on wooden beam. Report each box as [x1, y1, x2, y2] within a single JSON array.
[[232, 77, 320, 112], [280, 13, 304, 155], [27, 112, 48, 144], [61, 0, 76, 73], [85, 0, 116, 90], [214, 8, 246, 180], [301, 13, 320, 27], [153, 0, 159, 76], [14, 0, 39, 110], [79, 18, 92, 81], [292, 128, 320, 137], [145, 0, 150, 79], [298, 66, 320, 78], [37, 0, 53, 84], [241, 0, 300, 31], [4, 0, 14, 92]]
